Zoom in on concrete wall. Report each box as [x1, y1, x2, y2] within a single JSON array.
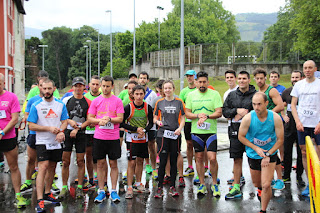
[[130, 61, 302, 79]]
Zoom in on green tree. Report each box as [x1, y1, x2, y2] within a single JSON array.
[[25, 37, 41, 89], [102, 58, 130, 79]]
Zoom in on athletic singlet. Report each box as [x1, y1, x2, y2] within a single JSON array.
[[126, 102, 148, 143], [264, 86, 276, 110], [245, 110, 277, 159]]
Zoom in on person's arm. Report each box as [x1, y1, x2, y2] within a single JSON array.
[[222, 96, 237, 118], [29, 122, 60, 134], [197, 107, 222, 126], [267, 113, 284, 155], [120, 104, 138, 132], [270, 88, 284, 113], [291, 96, 304, 132], [0, 112, 19, 140], [145, 105, 154, 131], [175, 115, 185, 136]]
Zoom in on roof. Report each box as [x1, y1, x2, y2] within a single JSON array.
[[14, 0, 26, 15]]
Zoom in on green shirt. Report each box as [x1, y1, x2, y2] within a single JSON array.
[[179, 86, 197, 122], [185, 89, 223, 134], [84, 92, 101, 133], [27, 86, 60, 100]]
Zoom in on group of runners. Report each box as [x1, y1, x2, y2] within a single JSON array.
[[0, 60, 318, 213]]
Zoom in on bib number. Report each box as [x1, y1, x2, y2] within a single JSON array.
[[85, 129, 95, 134], [99, 122, 114, 129], [46, 143, 61, 150], [163, 130, 178, 140], [131, 133, 146, 141], [197, 122, 211, 130], [303, 109, 315, 117], [253, 137, 271, 146], [0, 110, 6, 119]]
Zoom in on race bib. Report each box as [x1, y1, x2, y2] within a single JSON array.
[[302, 109, 316, 117], [163, 130, 178, 140], [67, 122, 82, 130], [231, 118, 242, 123], [99, 122, 114, 129], [253, 137, 272, 146], [46, 143, 61, 150], [197, 122, 211, 130], [0, 110, 6, 119], [131, 133, 146, 141], [186, 118, 192, 122], [85, 129, 95, 134]]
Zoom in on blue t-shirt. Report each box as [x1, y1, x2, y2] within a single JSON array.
[[28, 98, 68, 145], [245, 110, 277, 159], [26, 95, 42, 135], [274, 85, 286, 96]]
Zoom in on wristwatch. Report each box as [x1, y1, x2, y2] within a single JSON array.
[[143, 129, 146, 133], [265, 152, 270, 157], [206, 114, 210, 119], [0, 130, 5, 136]]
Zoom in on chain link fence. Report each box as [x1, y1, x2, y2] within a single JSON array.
[[147, 42, 300, 67]]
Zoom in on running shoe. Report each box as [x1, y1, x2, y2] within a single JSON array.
[[54, 173, 58, 180], [163, 175, 171, 185], [301, 185, 309, 197], [227, 176, 245, 184], [110, 191, 120, 202], [154, 187, 163, 198], [125, 187, 133, 199], [104, 184, 110, 196], [257, 189, 262, 202], [273, 179, 285, 190], [20, 182, 32, 194], [193, 176, 200, 185], [51, 181, 60, 195], [43, 193, 60, 205], [183, 166, 195, 177], [133, 183, 145, 193], [152, 169, 158, 180], [58, 188, 69, 199], [197, 184, 207, 195], [271, 179, 276, 186], [31, 170, 38, 180], [36, 200, 45, 212], [292, 165, 297, 170], [15, 195, 29, 209], [76, 187, 84, 199], [283, 177, 291, 184], [94, 190, 106, 203], [169, 186, 179, 197], [145, 164, 153, 174], [204, 167, 210, 177], [179, 177, 185, 187], [225, 187, 242, 199], [297, 178, 306, 187], [211, 184, 220, 197]]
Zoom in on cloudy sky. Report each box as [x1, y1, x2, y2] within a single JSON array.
[[24, 0, 286, 32]]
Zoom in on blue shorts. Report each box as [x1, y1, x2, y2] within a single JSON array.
[[297, 127, 320, 145], [27, 134, 36, 150], [191, 134, 217, 152]]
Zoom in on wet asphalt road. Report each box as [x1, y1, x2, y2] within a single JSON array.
[[0, 125, 311, 213]]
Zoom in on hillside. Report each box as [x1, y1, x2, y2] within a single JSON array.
[[235, 13, 278, 42]]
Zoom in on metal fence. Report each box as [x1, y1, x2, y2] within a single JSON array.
[[147, 42, 300, 67]]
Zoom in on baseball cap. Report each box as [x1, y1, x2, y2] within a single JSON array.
[[72, 77, 86, 86], [185, 70, 196, 76], [128, 73, 137, 79]]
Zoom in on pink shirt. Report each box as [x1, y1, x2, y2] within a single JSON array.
[[0, 91, 21, 139], [88, 95, 124, 140]]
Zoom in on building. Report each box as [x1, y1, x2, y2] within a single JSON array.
[[0, 0, 26, 103]]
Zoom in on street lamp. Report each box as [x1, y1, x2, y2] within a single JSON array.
[[84, 45, 88, 84], [133, 0, 136, 74], [157, 6, 164, 50], [95, 29, 100, 77], [86, 40, 92, 80], [106, 10, 113, 78], [180, 0, 184, 91], [38, 44, 48, 70]]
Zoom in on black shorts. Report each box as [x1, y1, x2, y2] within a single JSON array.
[[86, 134, 94, 147], [229, 136, 245, 159], [191, 134, 217, 152], [64, 130, 86, 153], [120, 130, 124, 138], [126, 141, 149, 160], [0, 137, 17, 152], [156, 137, 181, 155], [27, 134, 36, 150], [184, 122, 192, 140], [148, 130, 156, 141], [36, 145, 62, 162], [93, 138, 121, 160], [247, 154, 277, 171], [297, 127, 320, 145]]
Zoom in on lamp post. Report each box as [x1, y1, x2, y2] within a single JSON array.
[[157, 6, 164, 50], [86, 40, 92, 80], [180, 0, 184, 91], [96, 29, 100, 78], [133, 0, 136, 74], [106, 10, 113, 77], [38, 44, 48, 70], [84, 45, 88, 84]]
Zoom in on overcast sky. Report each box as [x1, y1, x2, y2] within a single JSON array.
[[24, 0, 286, 32]]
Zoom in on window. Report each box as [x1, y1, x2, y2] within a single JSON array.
[[7, 0, 13, 19]]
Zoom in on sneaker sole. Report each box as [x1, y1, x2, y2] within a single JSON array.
[[21, 188, 33, 194], [170, 192, 179, 197], [183, 172, 195, 177], [225, 194, 242, 199], [111, 198, 120, 202], [94, 198, 106, 203], [154, 195, 163, 198]]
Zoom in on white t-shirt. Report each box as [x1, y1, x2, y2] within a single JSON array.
[[223, 85, 239, 101], [144, 87, 157, 130], [291, 78, 320, 128]]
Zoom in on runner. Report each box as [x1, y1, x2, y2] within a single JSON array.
[[28, 79, 68, 212], [118, 73, 138, 105], [281, 70, 305, 187], [223, 71, 256, 199], [138, 72, 158, 178], [88, 76, 124, 203], [59, 77, 91, 199], [253, 68, 285, 190], [0, 73, 29, 208], [291, 60, 320, 197], [185, 71, 223, 197], [179, 70, 197, 179], [269, 71, 286, 96], [154, 80, 185, 198], [121, 85, 153, 199], [238, 92, 284, 213]]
